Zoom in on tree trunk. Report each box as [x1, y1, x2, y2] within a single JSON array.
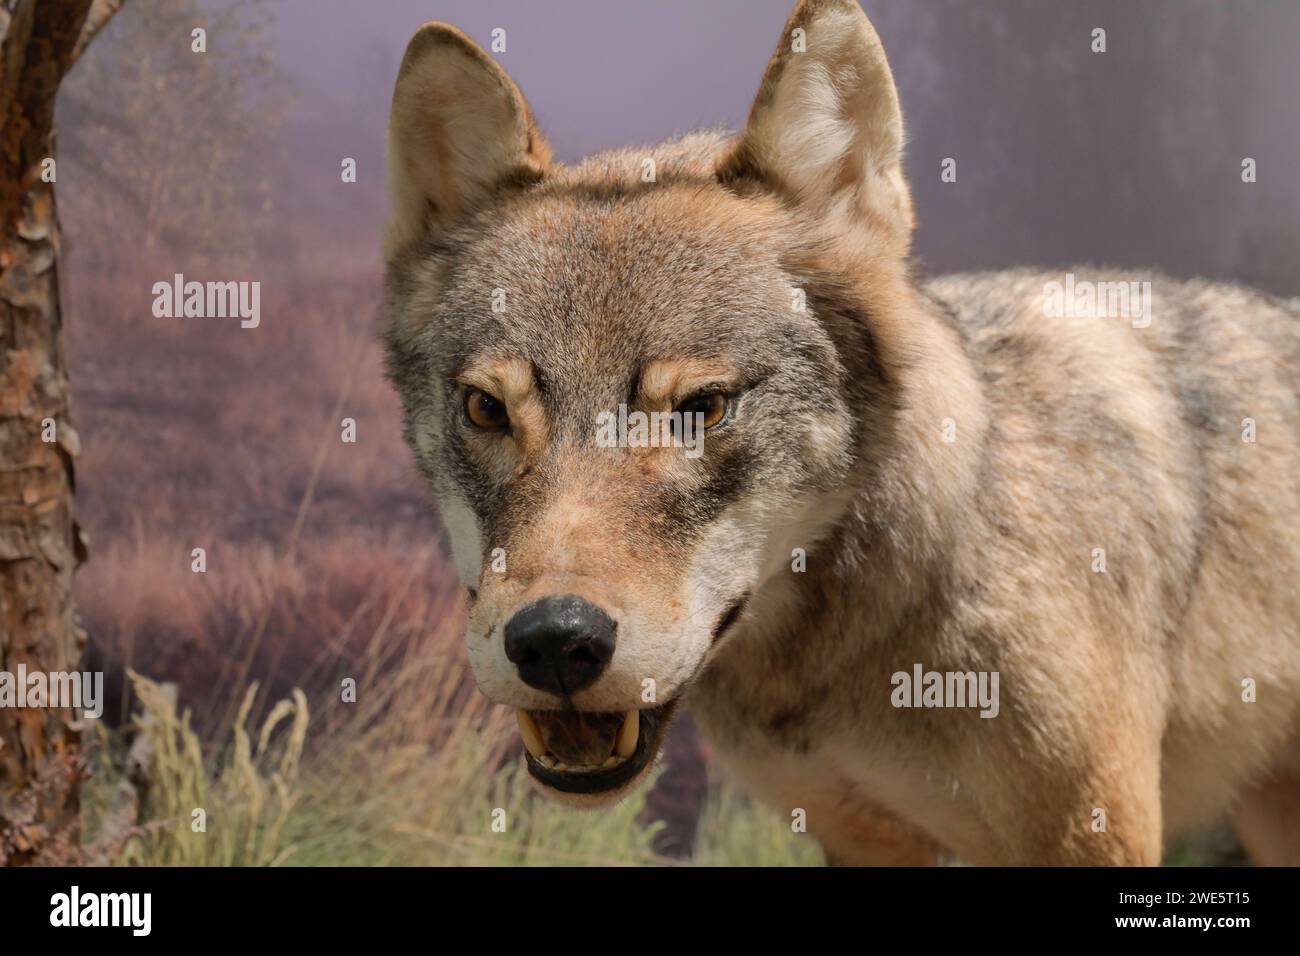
[[0, 0, 100, 866]]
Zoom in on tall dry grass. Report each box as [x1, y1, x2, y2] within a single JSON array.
[[81, 608, 814, 866]]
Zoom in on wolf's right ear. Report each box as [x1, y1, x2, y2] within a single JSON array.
[[385, 23, 553, 260], [719, 0, 913, 248]]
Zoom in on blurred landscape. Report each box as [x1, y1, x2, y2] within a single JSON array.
[[53, 0, 1286, 865]]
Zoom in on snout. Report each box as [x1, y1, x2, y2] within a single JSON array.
[[466, 579, 725, 800], [503, 594, 616, 695], [494, 593, 678, 798]]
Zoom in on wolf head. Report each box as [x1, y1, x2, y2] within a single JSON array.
[[383, 0, 922, 801]]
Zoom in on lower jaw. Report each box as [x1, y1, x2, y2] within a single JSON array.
[[521, 699, 678, 795]]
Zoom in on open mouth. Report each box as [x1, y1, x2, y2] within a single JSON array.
[[516, 700, 678, 794]]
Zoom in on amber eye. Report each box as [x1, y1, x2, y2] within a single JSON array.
[[675, 392, 730, 430], [465, 388, 509, 430]]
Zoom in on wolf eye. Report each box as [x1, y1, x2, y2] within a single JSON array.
[[465, 388, 509, 430], [675, 392, 729, 430]]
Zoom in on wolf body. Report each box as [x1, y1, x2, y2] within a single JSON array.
[[383, 1, 1300, 864]]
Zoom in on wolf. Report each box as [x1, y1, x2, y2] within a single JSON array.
[[382, 0, 1300, 865]]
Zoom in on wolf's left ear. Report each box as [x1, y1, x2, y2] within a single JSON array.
[[385, 23, 553, 259], [719, 0, 913, 245]]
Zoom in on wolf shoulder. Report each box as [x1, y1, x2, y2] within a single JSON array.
[[924, 267, 1299, 411]]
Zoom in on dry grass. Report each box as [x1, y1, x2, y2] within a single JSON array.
[[82, 623, 812, 867], [98, 673, 309, 867]]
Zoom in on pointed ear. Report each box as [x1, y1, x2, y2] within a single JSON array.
[[385, 23, 553, 259], [719, 0, 912, 244]]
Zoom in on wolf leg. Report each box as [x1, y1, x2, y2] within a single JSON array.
[[972, 723, 1165, 865], [1233, 772, 1300, 866], [815, 804, 941, 866]]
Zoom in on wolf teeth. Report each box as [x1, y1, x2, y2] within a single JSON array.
[[516, 709, 546, 758], [615, 709, 639, 757], [538, 753, 624, 773], [518, 708, 641, 770]]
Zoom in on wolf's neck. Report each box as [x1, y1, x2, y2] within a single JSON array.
[[758, 285, 988, 649], [868, 285, 989, 565]]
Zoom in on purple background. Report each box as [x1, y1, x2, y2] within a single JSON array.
[[272, 0, 1300, 294]]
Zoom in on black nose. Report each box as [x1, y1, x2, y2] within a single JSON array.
[[504, 595, 616, 695]]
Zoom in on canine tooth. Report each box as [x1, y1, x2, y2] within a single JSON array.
[[602, 756, 620, 768], [615, 709, 639, 757], [517, 710, 546, 758]]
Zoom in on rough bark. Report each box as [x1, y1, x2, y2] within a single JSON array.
[[0, 0, 100, 866]]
